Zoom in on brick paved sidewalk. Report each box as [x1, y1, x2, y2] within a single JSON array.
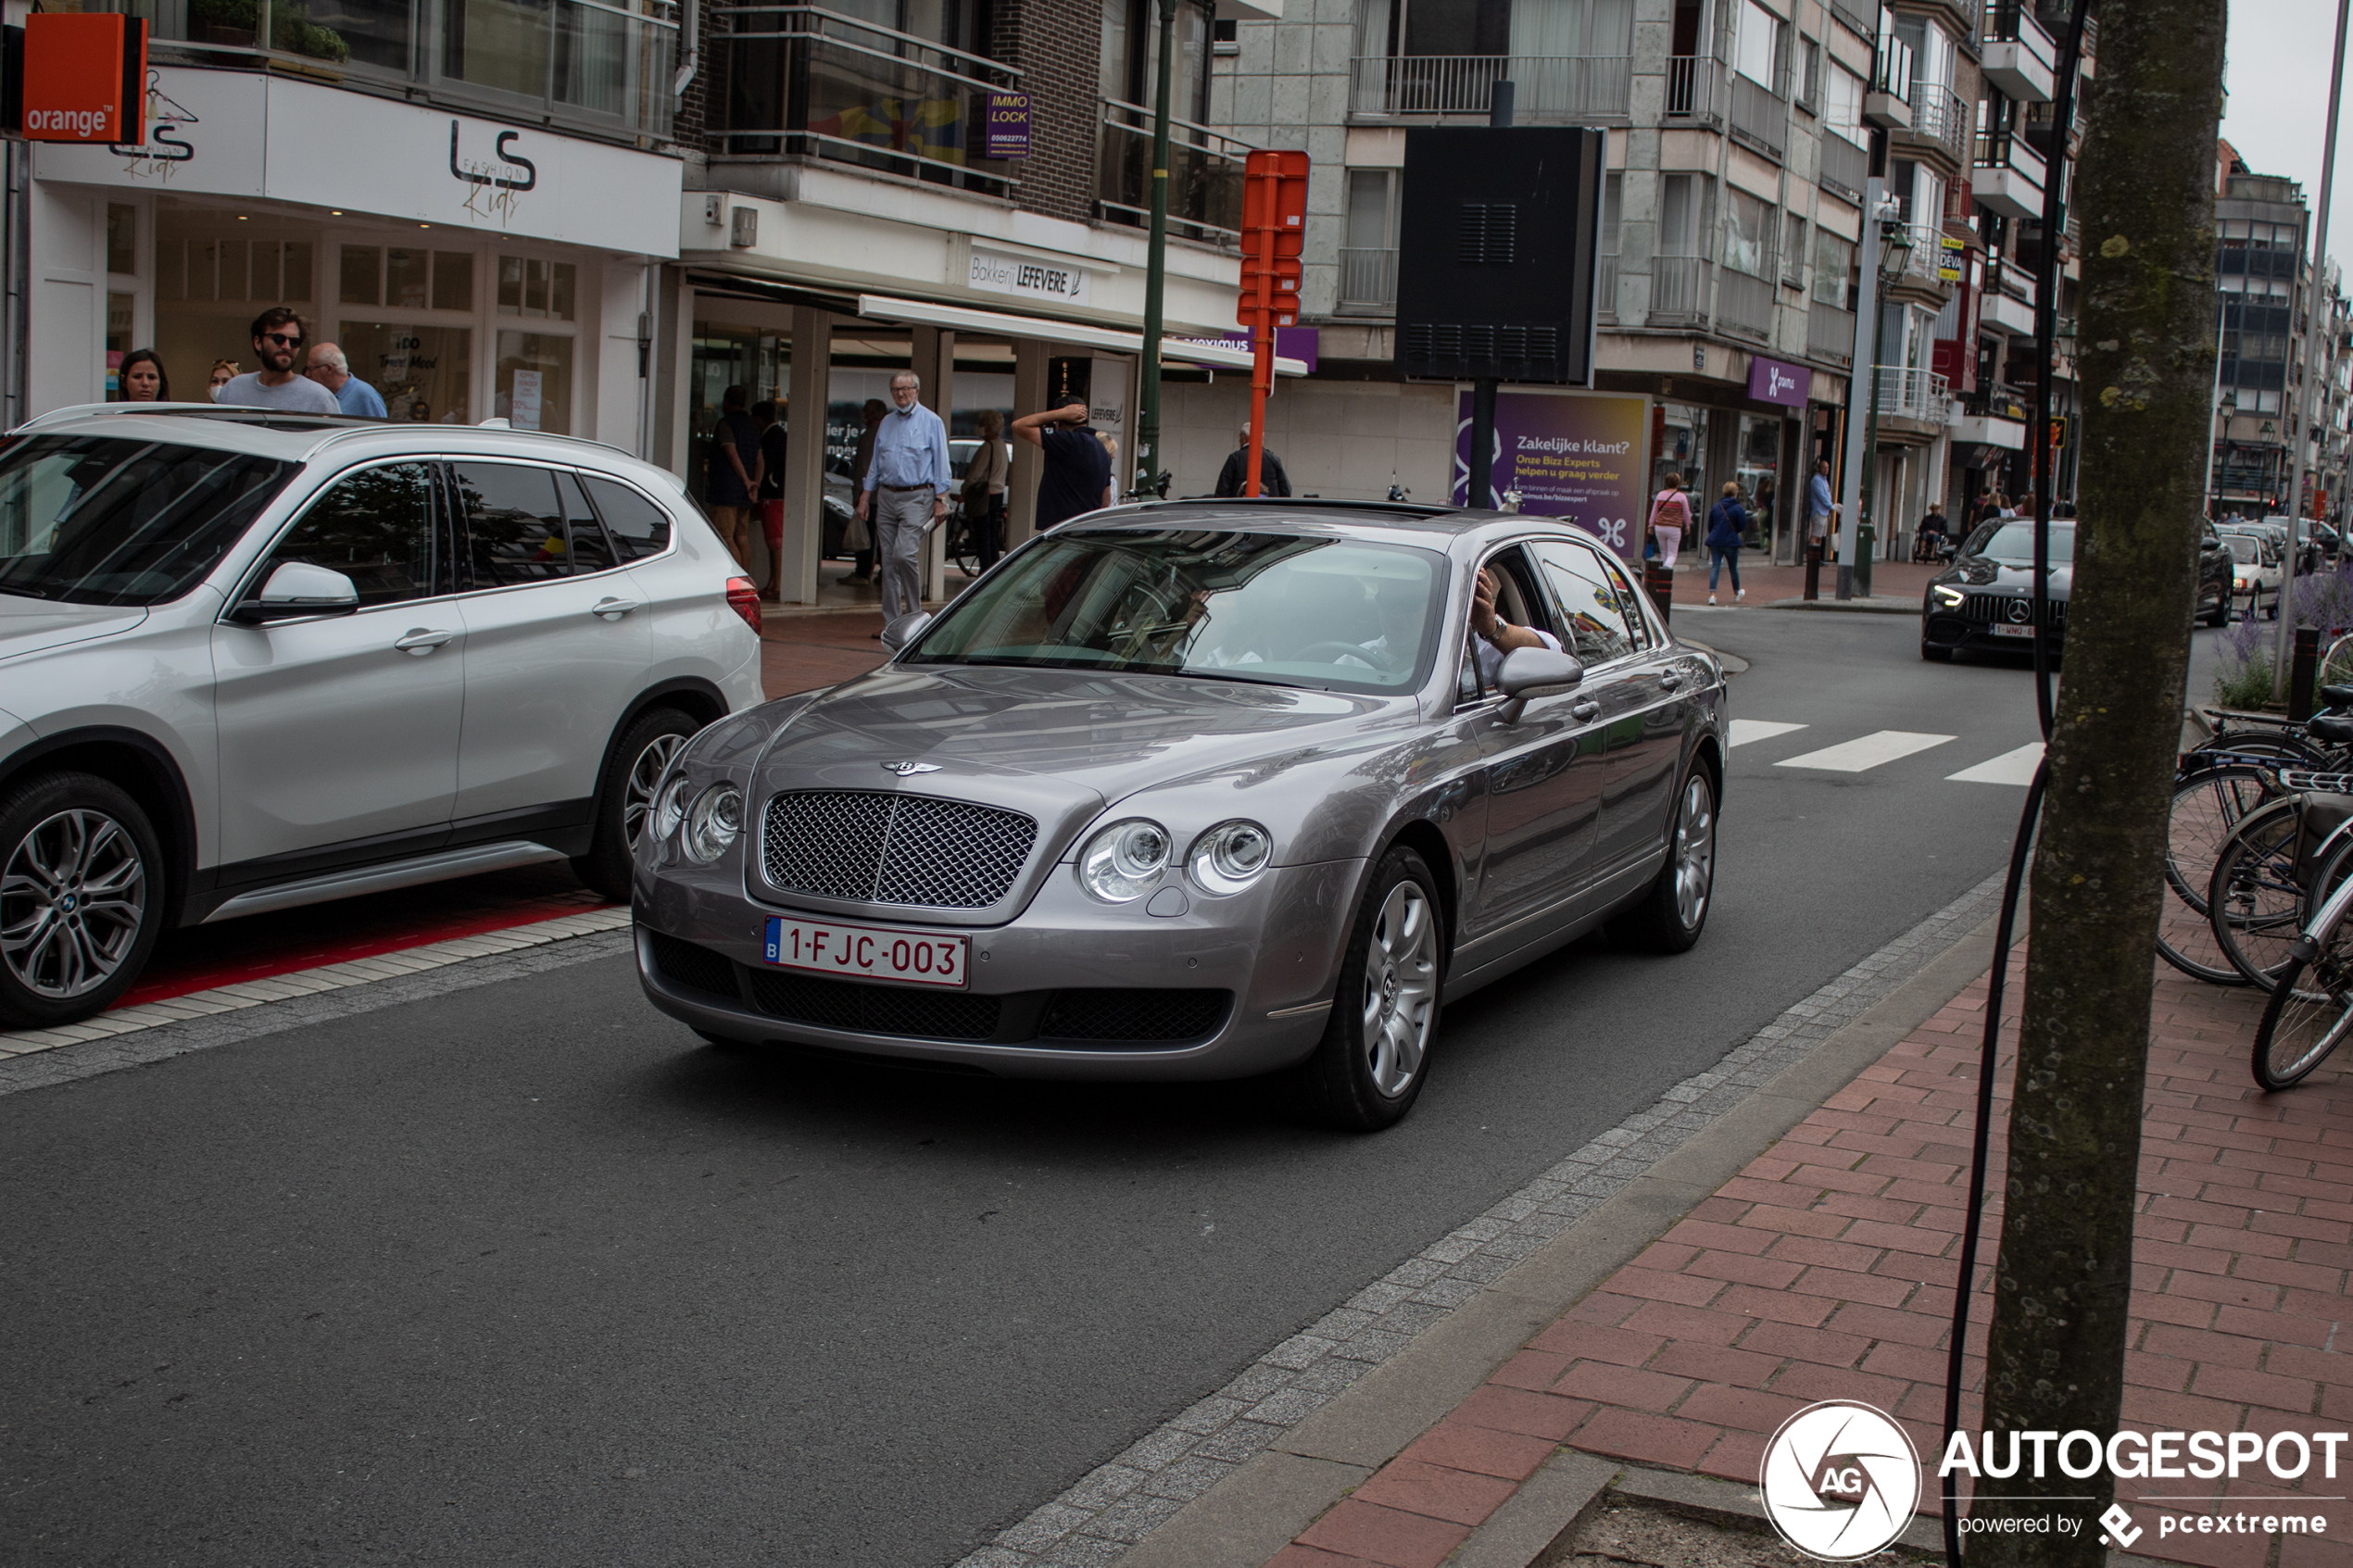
[[1267, 909, 2353, 1568]]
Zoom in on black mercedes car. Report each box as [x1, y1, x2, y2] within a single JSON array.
[[1920, 519, 2233, 662]]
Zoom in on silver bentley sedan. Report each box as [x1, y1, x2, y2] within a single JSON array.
[[634, 500, 1728, 1129]]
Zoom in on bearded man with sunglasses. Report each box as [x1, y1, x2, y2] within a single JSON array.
[[215, 307, 340, 414]]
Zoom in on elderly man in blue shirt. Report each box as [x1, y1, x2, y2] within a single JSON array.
[[853, 370, 953, 622]]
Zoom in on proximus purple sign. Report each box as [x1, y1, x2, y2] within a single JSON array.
[[1747, 356, 1807, 408]]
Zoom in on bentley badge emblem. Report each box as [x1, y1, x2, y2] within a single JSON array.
[[882, 761, 941, 776]]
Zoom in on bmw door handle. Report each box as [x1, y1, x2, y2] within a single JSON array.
[[393, 628, 454, 655], [1569, 699, 1602, 721], [590, 596, 645, 621]]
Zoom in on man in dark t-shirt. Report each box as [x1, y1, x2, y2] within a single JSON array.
[[1013, 401, 1114, 530], [704, 383, 761, 570], [1214, 423, 1292, 497]]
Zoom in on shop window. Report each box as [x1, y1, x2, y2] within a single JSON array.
[[107, 205, 137, 278], [342, 245, 383, 307], [343, 321, 473, 424], [106, 294, 133, 399], [388, 247, 432, 309], [434, 252, 475, 311], [157, 238, 312, 303], [497, 257, 575, 321], [496, 330, 573, 433]]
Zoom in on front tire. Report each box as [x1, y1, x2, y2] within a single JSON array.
[[573, 707, 698, 901], [1290, 846, 1444, 1132], [0, 771, 167, 1030], [1609, 765, 1718, 954]]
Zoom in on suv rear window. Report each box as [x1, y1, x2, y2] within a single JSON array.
[[0, 434, 296, 607]]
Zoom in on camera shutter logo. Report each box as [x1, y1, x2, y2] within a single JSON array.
[[1759, 1400, 1922, 1561]]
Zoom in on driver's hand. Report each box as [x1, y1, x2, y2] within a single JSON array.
[[1472, 568, 1503, 642]]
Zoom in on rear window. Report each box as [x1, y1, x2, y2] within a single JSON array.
[[582, 474, 673, 560], [0, 433, 296, 606]]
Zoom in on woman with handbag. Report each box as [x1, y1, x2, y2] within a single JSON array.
[[1647, 473, 1692, 569]]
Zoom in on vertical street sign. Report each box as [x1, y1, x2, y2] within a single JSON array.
[[1239, 148, 1308, 497], [22, 13, 145, 145], [984, 94, 1030, 159]]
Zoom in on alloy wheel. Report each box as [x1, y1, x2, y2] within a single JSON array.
[[1, 808, 148, 999], [1674, 772, 1716, 931], [622, 733, 688, 850], [1359, 880, 1438, 1098]]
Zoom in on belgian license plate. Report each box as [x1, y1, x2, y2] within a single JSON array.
[[1989, 622, 2037, 637], [764, 916, 970, 988]]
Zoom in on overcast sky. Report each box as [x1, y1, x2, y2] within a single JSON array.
[[2217, 0, 2353, 265]]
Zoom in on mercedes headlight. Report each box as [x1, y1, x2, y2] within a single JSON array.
[[653, 774, 694, 844], [1931, 584, 1966, 608], [1079, 819, 1171, 902], [1189, 821, 1273, 896], [683, 783, 743, 863]]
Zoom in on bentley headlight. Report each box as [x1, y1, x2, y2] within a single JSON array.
[[1931, 584, 1966, 608], [1189, 821, 1273, 896], [653, 775, 694, 844], [1079, 819, 1171, 902], [684, 783, 743, 863]]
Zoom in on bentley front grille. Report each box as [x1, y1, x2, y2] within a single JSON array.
[[761, 790, 1038, 909]]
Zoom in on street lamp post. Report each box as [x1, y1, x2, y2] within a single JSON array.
[[1848, 201, 1912, 601], [1134, 0, 1178, 501]]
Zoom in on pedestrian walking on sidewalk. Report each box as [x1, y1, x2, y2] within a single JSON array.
[[753, 398, 789, 598], [1214, 423, 1292, 497], [963, 408, 1009, 572], [216, 308, 340, 414], [1645, 472, 1691, 570], [1806, 458, 1838, 554], [304, 343, 386, 418], [704, 384, 761, 571], [854, 370, 950, 622], [1705, 481, 1746, 604], [1013, 401, 1113, 531]]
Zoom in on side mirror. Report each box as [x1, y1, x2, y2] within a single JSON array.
[[232, 560, 361, 624], [880, 610, 934, 653], [1494, 646, 1584, 724]]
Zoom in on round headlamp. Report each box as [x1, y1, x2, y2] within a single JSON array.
[[1189, 821, 1273, 896], [1079, 819, 1171, 902], [683, 783, 743, 863], [652, 774, 694, 845]]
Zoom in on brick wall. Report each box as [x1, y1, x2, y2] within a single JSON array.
[[991, 0, 1102, 224]]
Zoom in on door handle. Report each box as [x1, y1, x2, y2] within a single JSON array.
[[1656, 670, 1683, 690], [394, 628, 454, 654], [590, 596, 645, 621], [1569, 699, 1602, 721]]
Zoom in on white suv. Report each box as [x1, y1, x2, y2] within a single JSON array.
[[0, 405, 765, 1029]]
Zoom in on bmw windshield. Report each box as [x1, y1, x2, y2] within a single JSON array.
[[904, 529, 1449, 695], [0, 434, 296, 606]]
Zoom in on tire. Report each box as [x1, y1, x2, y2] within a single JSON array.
[[573, 707, 699, 901], [1608, 765, 1718, 954], [2160, 764, 2279, 984], [2208, 798, 2315, 988], [1289, 846, 1445, 1132], [2255, 948, 2353, 1090], [0, 771, 167, 1031], [2206, 587, 2231, 628]]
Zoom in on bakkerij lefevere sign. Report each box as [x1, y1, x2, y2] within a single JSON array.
[[1452, 387, 1650, 555]]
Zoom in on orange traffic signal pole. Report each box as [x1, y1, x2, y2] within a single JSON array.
[[1239, 150, 1307, 497]]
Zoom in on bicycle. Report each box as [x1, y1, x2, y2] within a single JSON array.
[[2250, 769, 2353, 1087]]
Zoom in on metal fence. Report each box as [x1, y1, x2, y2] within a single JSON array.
[[1346, 54, 1631, 120], [1338, 246, 1400, 311], [1909, 83, 1971, 164], [1872, 366, 1951, 420], [1097, 99, 1250, 242], [1664, 56, 1723, 124]]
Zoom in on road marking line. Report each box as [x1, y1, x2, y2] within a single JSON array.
[[1947, 741, 2046, 785], [1729, 720, 1808, 748], [1775, 730, 1957, 772]]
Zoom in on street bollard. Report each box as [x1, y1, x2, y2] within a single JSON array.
[[1642, 560, 1673, 624], [1804, 540, 1821, 601], [2293, 626, 2320, 721]]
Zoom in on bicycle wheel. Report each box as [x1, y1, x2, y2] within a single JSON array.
[[2322, 631, 2353, 693], [2161, 764, 2279, 984], [2255, 938, 2353, 1090], [2208, 798, 2310, 987]]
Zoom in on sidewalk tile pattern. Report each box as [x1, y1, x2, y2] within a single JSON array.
[[1262, 912, 2353, 1568]]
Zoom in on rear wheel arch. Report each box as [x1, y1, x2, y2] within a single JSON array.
[[591, 679, 727, 808], [0, 730, 197, 927]]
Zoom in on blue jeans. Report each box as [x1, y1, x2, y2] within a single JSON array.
[[1708, 546, 1741, 592]]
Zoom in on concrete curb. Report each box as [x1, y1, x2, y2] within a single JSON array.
[[1101, 900, 2002, 1568], [1762, 596, 1922, 614]]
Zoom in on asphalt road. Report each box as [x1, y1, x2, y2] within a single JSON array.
[[0, 610, 2143, 1567]]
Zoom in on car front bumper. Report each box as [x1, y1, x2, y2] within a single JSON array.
[[1922, 606, 2065, 654], [633, 858, 1366, 1081]]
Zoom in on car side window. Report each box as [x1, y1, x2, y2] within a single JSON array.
[[583, 474, 673, 561], [452, 461, 568, 586], [1531, 540, 1639, 665], [1456, 546, 1555, 703], [260, 462, 436, 608], [559, 470, 619, 575], [1598, 555, 1656, 650]]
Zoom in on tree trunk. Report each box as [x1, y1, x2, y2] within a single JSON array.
[[1971, 4, 2227, 1566]]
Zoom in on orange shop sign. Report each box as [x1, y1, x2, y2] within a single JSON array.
[[22, 14, 147, 144]]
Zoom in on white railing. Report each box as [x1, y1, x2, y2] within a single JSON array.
[[1339, 246, 1399, 311], [1808, 302, 1857, 364], [1871, 366, 1951, 420], [1718, 268, 1775, 339], [1908, 83, 1971, 163], [1598, 253, 1619, 320], [1729, 72, 1789, 159], [1650, 257, 1711, 325], [1818, 131, 1868, 201], [1664, 56, 1724, 123], [1347, 55, 1632, 119]]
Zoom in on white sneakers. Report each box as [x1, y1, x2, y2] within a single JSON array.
[[1737, 588, 1747, 601], [1708, 594, 1718, 605]]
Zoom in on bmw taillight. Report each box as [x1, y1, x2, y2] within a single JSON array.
[[724, 577, 761, 635]]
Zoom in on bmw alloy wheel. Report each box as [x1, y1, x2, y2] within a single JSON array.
[[622, 732, 689, 850], [1360, 880, 1439, 1097], [1673, 771, 1716, 931], [2, 808, 149, 999]]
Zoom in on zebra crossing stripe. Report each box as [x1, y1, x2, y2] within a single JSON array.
[[1774, 731, 1957, 772], [1946, 741, 2045, 785], [1728, 720, 1807, 748]]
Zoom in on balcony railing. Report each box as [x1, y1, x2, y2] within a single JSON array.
[[1598, 253, 1618, 320], [1875, 34, 1914, 104], [1818, 131, 1868, 201], [1718, 267, 1775, 340], [1903, 82, 1972, 164], [1975, 130, 2048, 185], [1808, 301, 1857, 365], [1339, 246, 1400, 312], [1828, 0, 1879, 39], [1649, 257, 1711, 328], [1098, 98, 1249, 243], [1886, 221, 1951, 287], [1346, 55, 1631, 120], [1871, 366, 1952, 420], [713, 6, 1020, 192], [101, 0, 677, 140], [1728, 71, 1788, 160], [1665, 56, 1724, 124]]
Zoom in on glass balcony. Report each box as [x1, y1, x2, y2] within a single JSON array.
[[99, 0, 677, 141], [1338, 246, 1400, 313], [712, 6, 1020, 194], [1345, 55, 1631, 122], [1097, 98, 1248, 244]]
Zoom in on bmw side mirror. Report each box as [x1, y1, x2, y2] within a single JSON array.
[[880, 610, 934, 653], [232, 561, 361, 624], [1495, 646, 1584, 724]]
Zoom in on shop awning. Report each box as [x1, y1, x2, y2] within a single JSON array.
[[855, 295, 1309, 378]]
